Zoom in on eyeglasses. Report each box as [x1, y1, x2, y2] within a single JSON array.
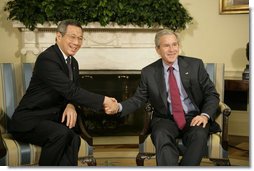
[[63, 33, 84, 43]]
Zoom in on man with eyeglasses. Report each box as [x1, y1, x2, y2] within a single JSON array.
[[9, 19, 118, 166]]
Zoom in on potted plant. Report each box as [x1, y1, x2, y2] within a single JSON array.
[[4, 0, 193, 31]]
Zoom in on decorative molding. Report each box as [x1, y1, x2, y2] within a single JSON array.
[[86, 32, 120, 47], [225, 70, 243, 80], [20, 47, 41, 56]]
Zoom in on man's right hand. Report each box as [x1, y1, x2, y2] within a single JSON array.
[[103, 96, 119, 115]]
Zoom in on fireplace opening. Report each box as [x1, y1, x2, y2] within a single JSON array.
[[79, 70, 145, 137]]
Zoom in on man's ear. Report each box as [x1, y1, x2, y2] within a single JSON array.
[[56, 32, 62, 41], [155, 46, 160, 55]]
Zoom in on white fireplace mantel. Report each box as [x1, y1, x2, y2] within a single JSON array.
[[14, 21, 162, 70]]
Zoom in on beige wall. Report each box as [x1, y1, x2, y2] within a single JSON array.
[[180, 0, 249, 78], [0, 0, 21, 63]]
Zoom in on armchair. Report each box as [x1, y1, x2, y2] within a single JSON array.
[[0, 63, 94, 166], [136, 63, 232, 166]]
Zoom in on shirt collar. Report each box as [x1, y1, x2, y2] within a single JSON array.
[[58, 46, 69, 61], [162, 58, 179, 72]]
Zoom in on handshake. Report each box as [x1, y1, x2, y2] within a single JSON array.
[[103, 96, 120, 115]]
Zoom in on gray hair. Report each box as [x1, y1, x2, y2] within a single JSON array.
[[57, 19, 82, 36], [155, 29, 179, 48]]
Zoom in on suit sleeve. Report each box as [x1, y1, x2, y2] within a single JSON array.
[[120, 70, 148, 117], [35, 53, 105, 111]]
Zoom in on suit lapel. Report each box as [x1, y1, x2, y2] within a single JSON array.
[[155, 60, 168, 109], [72, 59, 78, 82], [53, 44, 71, 79], [178, 57, 191, 91]]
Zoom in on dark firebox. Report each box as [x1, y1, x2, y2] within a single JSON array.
[[79, 70, 145, 136]]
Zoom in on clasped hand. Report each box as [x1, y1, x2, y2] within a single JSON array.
[[103, 96, 119, 115]]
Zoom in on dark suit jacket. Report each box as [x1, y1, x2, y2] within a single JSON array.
[[10, 44, 104, 132], [120, 56, 220, 122]]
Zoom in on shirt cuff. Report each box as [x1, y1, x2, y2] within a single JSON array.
[[201, 113, 210, 119], [118, 103, 123, 112]]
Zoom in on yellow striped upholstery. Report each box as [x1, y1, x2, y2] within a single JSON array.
[[0, 134, 41, 166], [139, 63, 230, 164], [0, 63, 90, 166], [205, 63, 227, 160], [0, 134, 89, 166]]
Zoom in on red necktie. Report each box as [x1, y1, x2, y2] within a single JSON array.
[[168, 67, 186, 129], [66, 56, 73, 81]]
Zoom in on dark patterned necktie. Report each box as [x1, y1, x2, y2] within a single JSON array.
[[66, 56, 73, 81], [168, 66, 186, 129]]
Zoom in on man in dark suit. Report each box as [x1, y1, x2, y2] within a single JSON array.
[[10, 19, 117, 166], [106, 29, 220, 166]]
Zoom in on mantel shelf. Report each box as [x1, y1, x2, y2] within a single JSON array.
[[12, 21, 163, 32]]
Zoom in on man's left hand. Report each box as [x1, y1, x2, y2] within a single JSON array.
[[190, 115, 209, 128]]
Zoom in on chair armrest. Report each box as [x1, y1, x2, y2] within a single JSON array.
[[76, 107, 93, 146], [219, 101, 231, 117], [218, 101, 231, 150], [139, 103, 153, 143]]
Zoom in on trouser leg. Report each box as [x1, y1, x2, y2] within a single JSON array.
[[151, 117, 180, 166], [180, 122, 209, 166]]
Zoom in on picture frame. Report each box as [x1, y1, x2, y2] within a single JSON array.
[[219, 0, 249, 14]]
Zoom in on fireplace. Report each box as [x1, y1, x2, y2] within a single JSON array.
[[79, 70, 145, 137]]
